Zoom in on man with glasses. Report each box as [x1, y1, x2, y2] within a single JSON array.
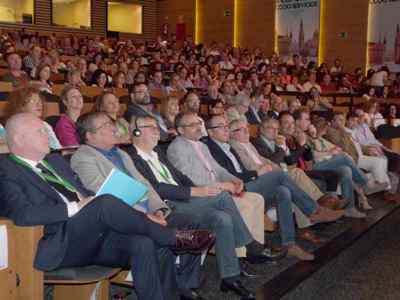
[[70, 112, 215, 300], [124, 83, 169, 141], [204, 115, 343, 259], [126, 115, 270, 299], [167, 112, 266, 249], [0, 113, 215, 300]]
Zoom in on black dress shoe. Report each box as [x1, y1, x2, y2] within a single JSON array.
[[240, 259, 259, 278], [180, 289, 207, 300], [173, 230, 216, 254], [245, 253, 278, 265], [259, 247, 287, 260], [220, 279, 255, 299]]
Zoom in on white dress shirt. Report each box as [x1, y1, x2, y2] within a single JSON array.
[[212, 139, 243, 173], [16, 155, 79, 217], [135, 146, 178, 186]]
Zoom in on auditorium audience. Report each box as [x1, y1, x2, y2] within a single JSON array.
[[167, 112, 267, 257], [0, 113, 214, 300], [205, 115, 343, 251], [71, 112, 212, 300], [347, 113, 400, 191], [253, 117, 341, 201], [281, 111, 365, 218], [127, 115, 274, 298], [2, 29, 400, 299], [326, 113, 397, 202]]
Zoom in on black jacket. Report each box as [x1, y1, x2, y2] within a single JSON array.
[[0, 153, 92, 271], [124, 145, 194, 202], [201, 137, 257, 183]]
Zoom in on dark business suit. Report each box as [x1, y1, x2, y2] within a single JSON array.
[[0, 153, 180, 300], [125, 145, 253, 279], [252, 135, 339, 192], [201, 137, 257, 183], [245, 107, 262, 125], [267, 111, 280, 120]]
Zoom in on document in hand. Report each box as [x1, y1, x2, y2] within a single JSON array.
[[96, 168, 148, 206]]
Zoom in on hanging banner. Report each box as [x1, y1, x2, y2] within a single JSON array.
[[276, 0, 320, 63], [368, 0, 400, 72]]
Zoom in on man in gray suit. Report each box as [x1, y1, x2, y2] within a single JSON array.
[[70, 112, 208, 300], [168, 112, 345, 261], [167, 112, 266, 250]]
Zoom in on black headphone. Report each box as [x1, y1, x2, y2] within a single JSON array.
[[132, 117, 142, 137]]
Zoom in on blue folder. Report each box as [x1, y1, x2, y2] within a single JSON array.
[[96, 168, 148, 207]]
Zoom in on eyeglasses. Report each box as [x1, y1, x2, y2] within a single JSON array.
[[180, 121, 202, 128], [91, 121, 114, 132], [231, 127, 248, 133], [138, 125, 160, 131], [207, 124, 229, 130]]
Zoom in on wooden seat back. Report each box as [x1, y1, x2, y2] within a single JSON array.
[[0, 81, 13, 92], [0, 218, 43, 300], [0, 217, 122, 300]]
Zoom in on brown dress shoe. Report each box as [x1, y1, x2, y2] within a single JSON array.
[[318, 194, 341, 210], [310, 207, 344, 224], [173, 230, 216, 254], [298, 229, 326, 245], [384, 192, 400, 203], [287, 244, 314, 261]]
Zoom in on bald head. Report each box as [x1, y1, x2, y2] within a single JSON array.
[[6, 113, 50, 161]]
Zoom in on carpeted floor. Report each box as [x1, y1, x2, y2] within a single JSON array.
[[308, 220, 400, 300], [110, 195, 399, 300]]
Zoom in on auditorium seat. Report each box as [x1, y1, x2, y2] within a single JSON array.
[[52, 84, 66, 97], [0, 218, 120, 300], [80, 86, 104, 98]]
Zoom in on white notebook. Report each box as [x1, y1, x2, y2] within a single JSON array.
[[0, 225, 8, 271]]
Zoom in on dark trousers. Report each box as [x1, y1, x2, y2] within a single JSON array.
[[166, 212, 202, 290], [58, 195, 180, 300], [305, 169, 340, 192], [383, 149, 400, 174]]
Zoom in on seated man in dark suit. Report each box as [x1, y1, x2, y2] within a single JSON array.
[[202, 115, 345, 260], [0, 113, 214, 300], [245, 94, 263, 125], [266, 94, 285, 119], [125, 115, 281, 300]]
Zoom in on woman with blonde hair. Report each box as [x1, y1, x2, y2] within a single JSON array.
[[160, 95, 180, 137], [95, 92, 130, 143]]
